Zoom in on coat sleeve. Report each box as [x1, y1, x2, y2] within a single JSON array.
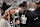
[[25, 11, 38, 23], [0, 19, 7, 27], [6, 21, 11, 27]]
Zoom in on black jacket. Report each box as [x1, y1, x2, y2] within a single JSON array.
[[19, 10, 38, 27], [35, 7, 40, 20]]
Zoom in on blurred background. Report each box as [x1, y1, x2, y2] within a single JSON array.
[[0, 0, 40, 16], [0, 0, 40, 8]]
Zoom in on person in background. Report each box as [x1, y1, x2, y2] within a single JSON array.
[[36, 2, 39, 10], [39, 2, 40, 7], [28, 2, 36, 11], [35, 2, 40, 20]]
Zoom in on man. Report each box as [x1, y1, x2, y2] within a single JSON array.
[[35, 2, 40, 20], [17, 2, 38, 27]]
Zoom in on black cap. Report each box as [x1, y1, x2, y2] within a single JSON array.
[[36, 2, 40, 4], [1, 2, 11, 11], [19, 3, 26, 7], [23, 1, 26, 4], [3, 2, 7, 6], [1, 5, 11, 11]]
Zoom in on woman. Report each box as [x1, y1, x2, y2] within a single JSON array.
[[0, 12, 11, 27]]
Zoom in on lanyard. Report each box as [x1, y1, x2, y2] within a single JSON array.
[[22, 11, 27, 15]]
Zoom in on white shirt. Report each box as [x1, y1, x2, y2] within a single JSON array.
[[0, 19, 11, 27]]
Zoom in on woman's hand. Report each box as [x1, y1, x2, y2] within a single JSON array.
[[0, 12, 8, 20], [7, 12, 10, 22], [1, 12, 7, 18], [16, 20, 20, 24]]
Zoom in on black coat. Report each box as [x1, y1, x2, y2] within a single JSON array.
[[35, 7, 40, 20], [19, 10, 38, 27]]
